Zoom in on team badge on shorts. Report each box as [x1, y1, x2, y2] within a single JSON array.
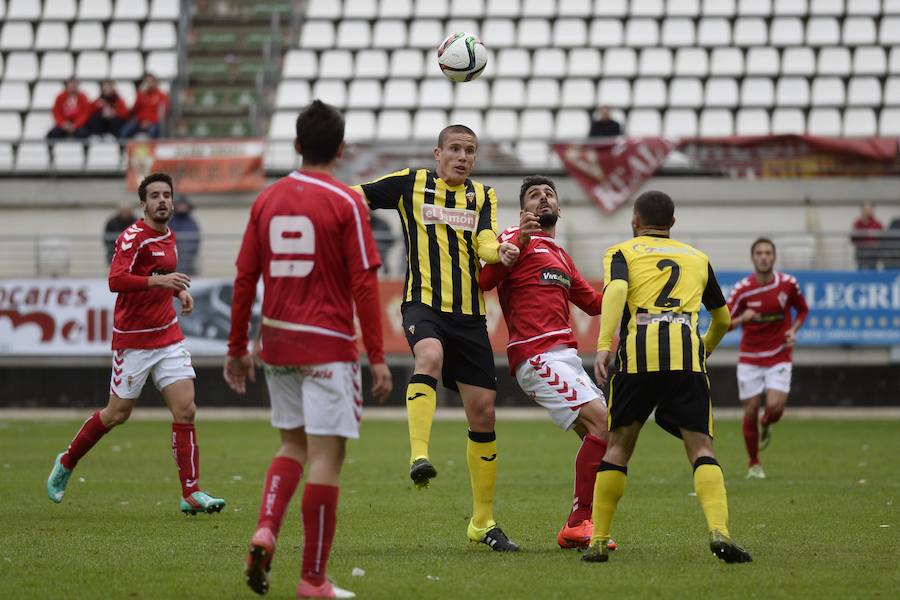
[[408, 324, 415, 335]]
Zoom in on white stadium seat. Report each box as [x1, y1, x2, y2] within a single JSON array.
[[268, 112, 297, 140], [781, 47, 815, 75], [383, 79, 417, 109], [516, 140, 550, 166], [264, 142, 297, 172], [589, 19, 624, 47], [639, 48, 673, 77], [0, 112, 23, 141], [741, 77, 775, 107], [710, 47, 744, 76], [75, 51, 108, 80], [78, 0, 112, 20], [53, 141, 85, 173], [450, 0, 483, 17], [149, 0, 179, 19], [409, 20, 443, 49], [734, 18, 768, 46], [846, 0, 880, 15], [0, 143, 14, 172], [319, 50, 353, 79], [746, 47, 779, 75], [482, 19, 516, 47], [559, 0, 592, 16], [311, 80, 347, 108], [880, 18, 900, 45], [377, 110, 412, 140], [343, 110, 376, 141], [337, 21, 371, 49], [146, 51, 177, 80], [669, 78, 703, 107], [627, 108, 662, 135], [518, 18, 551, 48], [306, 0, 339, 18], [0, 81, 29, 111], [811, 77, 845, 106], [774, 0, 808, 16], [885, 77, 900, 104], [626, 18, 660, 47], [879, 108, 900, 136], [345, 0, 378, 19], [31, 81, 59, 110], [702, 0, 736, 16], [633, 78, 667, 107], [560, 78, 595, 107], [697, 18, 731, 46], [490, 79, 525, 108], [631, 0, 664, 17], [113, 80, 135, 107], [107, 21, 140, 50], [553, 19, 587, 48], [555, 108, 590, 138], [594, 0, 627, 17], [525, 78, 560, 108], [485, 109, 518, 140], [661, 18, 695, 46], [699, 109, 734, 135], [735, 108, 770, 135], [452, 78, 487, 108], [674, 48, 708, 76], [1, 22, 33, 50], [34, 22, 68, 51], [114, 0, 148, 19], [667, 0, 699, 16], [890, 48, 900, 74], [567, 48, 601, 77], [810, 0, 843, 16], [847, 77, 882, 106], [414, 0, 449, 18], [7, 0, 41, 20], [4, 52, 38, 81], [852, 47, 886, 75], [843, 18, 877, 46], [519, 109, 554, 139], [770, 17, 804, 46], [444, 19, 479, 36], [275, 81, 311, 109], [15, 142, 51, 172], [110, 51, 143, 80], [739, 0, 771, 16], [346, 80, 381, 109], [354, 50, 388, 79], [806, 17, 840, 46], [418, 78, 455, 109], [496, 48, 531, 78], [372, 21, 408, 49], [23, 111, 53, 140], [597, 78, 631, 107], [71, 22, 105, 51], [704, 78, 739, 107], [776, 77, 810, 106], [532, 48, 565, 77], [663, 108, 698, 137], [283, 50, 318, 79], [390, 49, 425, 78], [413, 109, 447, 140], [603, 47, 637, 77], [39, 51, 74, 80], [487, 0, 520, 17], [817, 47, 851, 76], [771, 108, 806, 133], [449, 109, 483, 135], [143, 22, 177, 50], [43, 0, 77, 20], [300, 21, 334, 49], [842, 108, 877, 136]]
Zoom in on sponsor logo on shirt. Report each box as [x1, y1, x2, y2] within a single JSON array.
[[540, 269, 571, 289], [152, 251, 165, 257], [421, 205, 477, 232]]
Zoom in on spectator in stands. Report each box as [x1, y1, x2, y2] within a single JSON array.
[[87, 81, 130, 139], [120, 74, 170, 139], [103, 201, 137, 262], [884, 216, 900, 270], [370, 212, 396, 275], [169, 196, 200, 276], [850, 200, 884, 270], [588, 105, 622, 138], [47, 79, 91, 140]]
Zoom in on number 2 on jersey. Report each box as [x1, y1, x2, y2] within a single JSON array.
[[654, 259, 681, 308], [270, 215, 315, 277]]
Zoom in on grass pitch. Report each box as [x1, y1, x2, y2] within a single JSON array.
[[1, 417, 897, 599]]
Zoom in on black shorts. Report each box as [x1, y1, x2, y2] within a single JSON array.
[[608, 370, 713, 439], [401, 302, 496, 392]]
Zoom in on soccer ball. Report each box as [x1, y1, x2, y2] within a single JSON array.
[[437, 32, 487, 82]]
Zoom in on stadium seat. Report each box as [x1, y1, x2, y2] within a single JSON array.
[[633, 78, 667, 107], [627, 108, 662, 135], [372, 21, 408, 49], [589, 19, 624, 47], [885, 77, 900, 104], [0, 53, 4, 79], [553, 19, 587, 47], [146, 51, 176, 80], [114, 0, 147, 20], [306, 0, 339, 18], [631, 0, 664, 17], [337, 21, 371, 49], [886, 0, 900, 13], [697, 18, 731, 46], [702, 0, 736, 16], [39, 51, 74, 80], [810, 0, 843, 15], [75, 51, 109, 80], [699, 108, 734, 135], [70, 22, 104, 51], [353, 49, 387, 79], [518, 19, 551, 48], [774, 0, 808, 16], [142, 22, 177, 50], [445, 19, 480, 35], [343, 109, 376, 141], [817, 47, 851, 76], [560, 78, 595, 108], [449, 109, 483, 135], [0, 143, 13, 171], [807, 18, 840, 46], [496, 48, 531, 78], [746, 47, 779, 75], [485, 109, 518, 140], [490, 79, 524, 108], [414, 0, 448, 18], [114, 80, 135, 107], [0, 113, 23, 141], [559, 0, 592, 16], [15, 142, 51, 173], [4, 52, 38, 81], [344, 0, 378, 19], [626, 19, 660, 47], [520, 0, 552, 17], [379, 0, 412, 17], [418, 78, 454, 108], [7, 0, 41, 20], [34, 22, 68, 51], [852, 47, 886, 75], [843, 18, 877, 46], [879, 108, 900, 135], [485, 0, 518, 17], [890, 48, 900, 74], [1, 22, 33, 50], [52, 141, 85, 172], [31, 81, 57, 110], [390, 49, 424, 78], [0, 81, 29, 111], [734, 18, 768, 46], [23, 111, 52, 140], [347, 79, 381, 109], [533, 48, 566, 77], [669, 77, 703, 107], [739, 0, 772, 16], [413, 109, 447, 140], [710, 47, 744, 76], [806, 107, 841, 135], [736, 108, 770, 134], [107, 22, 140, 50], [704, 78, 739, 107], [516, 140, 550, 166], [519, 109, 554, 138], [483, 19, 516, 47], [770, 18, 804, 46], [275, 80, 311, 109], [525, 78, 560, 108], [595, 0, 627, 17], [311, 80, 347, 107], [674, 48, 708, 76], [880, 18, 900, 44], [110, 51, 143, 80], [456, 78, 490, 107], [376, 110, 412, 140], [662, 108, 698, 136], [597, 78, 631, 107], [300, 21, 335, 49], [78, 0, 112, 20], [810, 77, 845, 106], [149, 0, 178, 19], [283, 50, 318, 79], [409, 20, 443, 49], [781, 47, 815, 75], [268, 111, 297, 140], [43, 0, 77, 20], [264, 141, 298, 172], [319, 50, 354, 79], [842, 108, 877, 135], [383, 79, 417, 109], [741, 77, 775, 107], [776, 77, 810, 106], [555, 108, 590, 137], [639, 48, 673, 77], [603, 48, 637, 77], [846, 0, 880, 15], [847, 77, 882, 106], [770, 108, 806, 133]]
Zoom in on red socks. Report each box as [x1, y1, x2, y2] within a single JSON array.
[[569, 433, 608, 526], [761, 407, 783, 427], [171, 423, 200, 497], [61, 411, 111, 470], [742, 414, 759, 466], [301, 483, 339, 586], [257, 456, 303, 536]]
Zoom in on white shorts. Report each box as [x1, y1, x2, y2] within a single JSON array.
[[264, 361, 362, 439], [109, 341, 195, 400], [737, 362, 792, 401], [515, 346, 606, 431]]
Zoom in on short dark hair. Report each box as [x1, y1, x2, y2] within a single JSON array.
[[519, 175, 557, 208], [751, 237, 776, 255], [437, 124, 477, 149], [295, 100, 345, 165], [138, 172, 174, 203], [633, 190, 675, 227]]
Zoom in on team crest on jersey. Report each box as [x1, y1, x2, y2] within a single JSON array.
[[466, 191, 476, 204], [778, 292, 788, 308]]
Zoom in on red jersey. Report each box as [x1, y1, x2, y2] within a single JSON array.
[[480, 227, 602, 373], [131, 88, 169, 124], [52, 91, 91, 128], [727, 271, 809, 367], [228, 170, 385, 365], [108, 220, 184, 350]]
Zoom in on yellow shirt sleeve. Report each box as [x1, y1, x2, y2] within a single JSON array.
[[475, 186, 501, 264], [597, 246, 628, 351], [702, 305, 731, 356]]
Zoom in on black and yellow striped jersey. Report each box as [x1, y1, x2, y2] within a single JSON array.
[[355, 168, 500, 316], [602, 235, 727, 374]]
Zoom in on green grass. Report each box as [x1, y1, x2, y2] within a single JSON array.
[[1, 418, 898, 599]]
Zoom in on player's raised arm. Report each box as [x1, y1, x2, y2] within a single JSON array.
[[702, 263, 731, 356], [353, 169, 411, 210]]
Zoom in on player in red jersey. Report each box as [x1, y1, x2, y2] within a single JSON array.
[[479, 176, 615, 551], [46, 172, 226, 515], [225, 100, 391, 599], [727, 238, 809, 479]]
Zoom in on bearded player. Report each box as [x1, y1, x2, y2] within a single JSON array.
[[728, 238, 809, 479], [47, 172, 226, 515], [479, 176, 616, 551]]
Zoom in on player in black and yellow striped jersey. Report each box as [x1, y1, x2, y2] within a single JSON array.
[[355, 124, 520, 552], [582, 191, 753, 565]]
